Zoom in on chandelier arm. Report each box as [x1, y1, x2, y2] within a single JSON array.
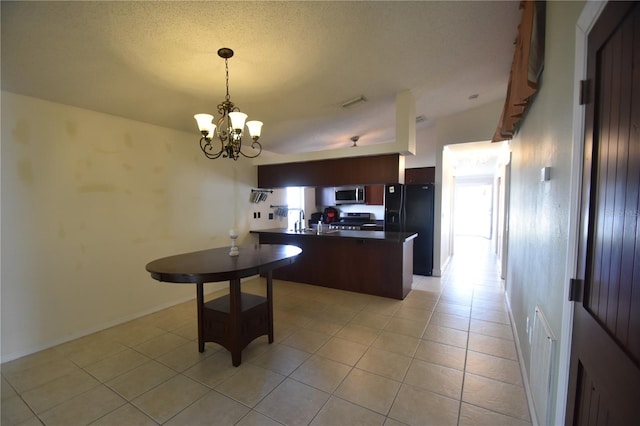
[[215, 113, 230, 144], [238, 140, 263, 159], [200, 136, 224, 160]]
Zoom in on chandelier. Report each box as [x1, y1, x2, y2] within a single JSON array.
[[194, 48, 263, 160]]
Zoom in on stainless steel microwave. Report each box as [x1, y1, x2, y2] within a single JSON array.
[[334, 186, 365, 205]]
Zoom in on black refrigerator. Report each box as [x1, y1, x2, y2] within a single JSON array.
[[384, 183, 435, 276]]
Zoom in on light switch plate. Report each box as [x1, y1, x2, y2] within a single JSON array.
[[541, 166, 551, 182]]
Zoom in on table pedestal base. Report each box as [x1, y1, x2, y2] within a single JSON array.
[[196, 272, 274, 366]]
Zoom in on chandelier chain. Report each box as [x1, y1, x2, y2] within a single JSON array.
[[224, 58, 230, 102]]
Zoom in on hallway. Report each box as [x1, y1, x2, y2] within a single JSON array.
[[2, 236, 531, 425]]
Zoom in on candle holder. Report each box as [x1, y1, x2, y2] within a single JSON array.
[[229, 229, 239, 256]]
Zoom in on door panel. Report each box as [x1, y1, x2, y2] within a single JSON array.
[[567, 2, 640, 425], [586, 2, 640, 363]]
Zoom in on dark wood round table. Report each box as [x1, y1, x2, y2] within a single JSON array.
[[145, 244, 301, 366]]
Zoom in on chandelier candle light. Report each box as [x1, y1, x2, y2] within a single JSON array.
[[194, 48, 263, 160]]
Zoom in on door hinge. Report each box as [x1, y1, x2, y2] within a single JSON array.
[[579, 79, 590, 105], [569, 278, 583, 302]]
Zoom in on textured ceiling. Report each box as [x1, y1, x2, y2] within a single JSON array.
[[1, 1, 521, 155]]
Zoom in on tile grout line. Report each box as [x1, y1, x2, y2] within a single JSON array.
[[456, 285, 475, 426]]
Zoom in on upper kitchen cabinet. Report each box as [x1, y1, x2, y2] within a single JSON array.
[[405, 167, 435, 184], [315, 187, 334, 206], [365, 185, 384, 205], [258, 154, 402, 188]]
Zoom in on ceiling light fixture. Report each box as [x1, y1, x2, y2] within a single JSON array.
[[350, 136, 360, 147], [341, 95, 367, 108], [194, 48, 263, 160]]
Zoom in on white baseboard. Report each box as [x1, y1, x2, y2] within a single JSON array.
[[504, 287, 539, 426]]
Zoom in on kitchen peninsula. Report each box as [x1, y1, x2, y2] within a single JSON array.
[[251, 229, 417, 299]]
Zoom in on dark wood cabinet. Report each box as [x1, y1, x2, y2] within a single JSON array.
[[405, 167, 435, 184], [315, 187, 334, 207], [258, 154, 402, 188], [365, 185, 384, 205], [253, 231, 414, 299]]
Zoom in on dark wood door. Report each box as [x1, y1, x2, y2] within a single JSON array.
[[566, 3, 640, 425]]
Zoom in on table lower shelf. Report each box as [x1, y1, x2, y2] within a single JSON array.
[[201, 292, 272, 365]]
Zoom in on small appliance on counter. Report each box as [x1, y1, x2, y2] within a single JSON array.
[[309, 212, 323, 227], [323, 207, 339, 224]]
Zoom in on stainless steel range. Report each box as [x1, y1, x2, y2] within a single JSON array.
[[329, 212, 375, 230]]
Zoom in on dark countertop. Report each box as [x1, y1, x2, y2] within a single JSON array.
[[251, 228, 417, 243]]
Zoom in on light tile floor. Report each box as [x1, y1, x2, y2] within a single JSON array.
[[2, 236, 532, 425]]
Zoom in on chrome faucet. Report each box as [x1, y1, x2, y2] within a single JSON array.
[[292, 208, 305, 231]]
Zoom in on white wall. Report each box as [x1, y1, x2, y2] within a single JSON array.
[[1, 92, 257, 361], [505, 1, 584, 423], [404, 125, 438, 169], [432, 99, 504, 275], [436, 146, 456, 275], [247, 188, 290, 230]]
